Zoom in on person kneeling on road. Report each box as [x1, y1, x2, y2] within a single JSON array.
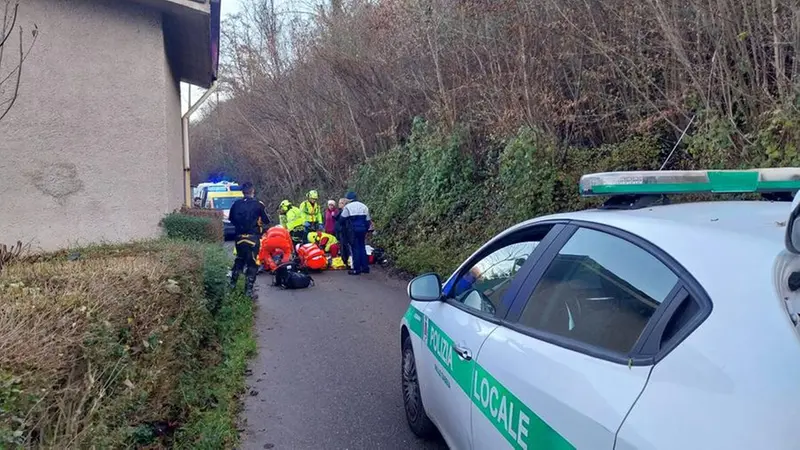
[[278, 199, 305, 244], [229, 182, 271, 300], [278, 200, 306, 243], [307, 230, 340, 257]]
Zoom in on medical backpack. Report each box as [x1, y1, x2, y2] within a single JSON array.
[[273, 262, 314, 290]]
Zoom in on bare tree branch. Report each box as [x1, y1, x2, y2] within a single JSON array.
[[189, 0, 800, 202], [0, 0, 37, 123]]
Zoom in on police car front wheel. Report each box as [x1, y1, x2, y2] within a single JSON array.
[[402, 335, 437, 438]]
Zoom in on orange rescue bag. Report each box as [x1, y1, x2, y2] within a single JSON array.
[[297, 243, 328, 271], [258, 226, 294, 271]]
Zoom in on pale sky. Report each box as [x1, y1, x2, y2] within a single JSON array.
[[181, 0, 314, 118], [221, 0, 245, 16], [179, 0, 244, 116]]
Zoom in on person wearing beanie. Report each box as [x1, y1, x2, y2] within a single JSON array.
[[324, 199, 338, 235], [340, 191, 372, 275]]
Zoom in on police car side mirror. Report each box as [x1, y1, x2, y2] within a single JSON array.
[[786, 194, 800, 254], [408, 273, 442, 302]]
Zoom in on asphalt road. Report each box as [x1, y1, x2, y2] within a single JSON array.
[[238, 268, 449, 450]]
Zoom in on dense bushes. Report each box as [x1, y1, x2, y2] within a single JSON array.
[[0, 240, 254, 448], [190, 0, 800, 275], [352, 118, 665, 276], [351, 110, 800, 277], [160, 207, 223, 243], [192, 0, 799, 199]]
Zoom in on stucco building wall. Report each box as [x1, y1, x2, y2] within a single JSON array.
[[0, 0, 183, 251]]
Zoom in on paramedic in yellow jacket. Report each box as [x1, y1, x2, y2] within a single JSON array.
[[300, 190, 324, 233], [278, 200, 305, 243], [307, 231, 341, 257]]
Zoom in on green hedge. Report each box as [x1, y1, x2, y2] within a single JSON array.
[[160, 209, 223, 243]]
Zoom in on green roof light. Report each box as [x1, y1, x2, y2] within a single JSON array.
[[579, 168, 800, 197]]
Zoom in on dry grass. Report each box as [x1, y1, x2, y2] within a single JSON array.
[[0, 241, 30, 274], [0, 240, 216, 448]]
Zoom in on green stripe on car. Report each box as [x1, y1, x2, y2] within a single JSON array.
[[404, 305, 575, 450]]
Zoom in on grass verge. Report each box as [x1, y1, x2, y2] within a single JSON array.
[[0, 239, 254, 449], [173, 287, 256, 448]]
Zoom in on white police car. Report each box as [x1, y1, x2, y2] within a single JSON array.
[[400, 168, 800, 450]]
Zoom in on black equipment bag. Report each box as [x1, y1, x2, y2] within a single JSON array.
[[273, 262, 314, 290]]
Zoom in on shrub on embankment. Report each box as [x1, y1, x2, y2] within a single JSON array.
[[190, 0, 800, 200], [160, 207, 224, 243], [350, 115, 800, 277], [0, 240, 254, 448], [187, 0, 800, 277]]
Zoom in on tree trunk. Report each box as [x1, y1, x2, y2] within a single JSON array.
[[771, 0, 786, 97]]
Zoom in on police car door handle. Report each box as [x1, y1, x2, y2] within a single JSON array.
[[454, 344, 472, 361]]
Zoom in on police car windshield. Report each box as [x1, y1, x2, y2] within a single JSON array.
[[211, 197, 239, 210]]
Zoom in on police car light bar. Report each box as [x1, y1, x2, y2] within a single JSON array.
[[579, 168, 800, 197]]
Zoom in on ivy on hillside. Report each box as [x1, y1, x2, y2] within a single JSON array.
[[352, 119, 666, 276]]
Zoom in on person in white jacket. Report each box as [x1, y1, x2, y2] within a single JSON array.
[[340, 191, 372, 275]]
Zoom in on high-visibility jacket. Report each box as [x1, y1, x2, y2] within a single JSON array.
[[307, 231, 338, 253], [299, 200, 323, 226], [280, 206, 304, 231]]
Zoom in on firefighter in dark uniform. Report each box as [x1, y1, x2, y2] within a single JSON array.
[[228, 182, 271, 299]]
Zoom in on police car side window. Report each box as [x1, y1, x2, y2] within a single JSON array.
[[518, 228, 679, 355], [451, 240, 540, 317]]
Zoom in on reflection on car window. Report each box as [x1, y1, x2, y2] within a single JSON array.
[[211, 197, 239, 210], [452, 240, 539, 317], [518, 228, 678, 355]]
